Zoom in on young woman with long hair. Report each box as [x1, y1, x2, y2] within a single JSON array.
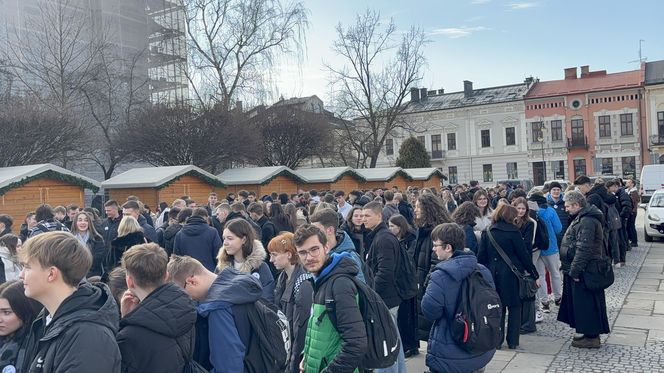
[[0, 235, 22, 283], [70, 211, 106, 278], [0, 281, 41, 371], [451, 202, 482, 254]]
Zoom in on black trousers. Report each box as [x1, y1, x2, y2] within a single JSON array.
[[501, 304, 522, 347], [627, 213, 638, 245], [397, 297, 419, 352]]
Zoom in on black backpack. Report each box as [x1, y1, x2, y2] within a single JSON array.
[[325, 274, 400, 370], [395, 240, 418, 300], [175, 335, 209, 373], [533, 214, 550, 251], [244, 299, 291, 373], [451, 268, 502, 354]]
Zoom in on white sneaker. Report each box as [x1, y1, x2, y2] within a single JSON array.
[[535, 310, 544, 323]]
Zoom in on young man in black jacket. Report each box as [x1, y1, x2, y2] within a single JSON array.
[[19, 231, 121, 372], [118, 243, 197, 373]]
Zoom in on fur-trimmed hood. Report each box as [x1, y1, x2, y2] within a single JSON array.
[[217, 239, 266, 273]]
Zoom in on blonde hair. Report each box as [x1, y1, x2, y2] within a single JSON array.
[[20, 231, 91, 286], [118, 216, 143, 237], [167, 255, 206, 286]]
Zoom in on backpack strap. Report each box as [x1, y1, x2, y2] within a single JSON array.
[[486, 230, 522, 279]]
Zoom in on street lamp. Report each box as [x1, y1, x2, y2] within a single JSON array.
[[538, 122, 547, 182]]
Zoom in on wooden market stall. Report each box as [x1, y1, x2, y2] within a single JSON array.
[[101, 165, 225, 208], [403, 168, 445, 189], [0, 164, 101, 233], [294, 167, 365, 193], [217, 166, 304, 197], [354, 167, 413, 191]]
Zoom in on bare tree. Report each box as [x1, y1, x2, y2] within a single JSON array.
[[118, 104, 258, 173], [0, 97, 85, 167], [182, 0, 308, 110], [326, 10, 428, 168], [250, 105, 333, 168]]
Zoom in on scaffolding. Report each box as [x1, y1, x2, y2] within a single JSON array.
[[146, 0, 188, 103]]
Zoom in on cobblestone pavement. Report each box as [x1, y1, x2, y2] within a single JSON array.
[[406, 211, 664, 372]]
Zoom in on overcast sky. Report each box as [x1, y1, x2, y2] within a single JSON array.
[[270, 0, 663, 106]]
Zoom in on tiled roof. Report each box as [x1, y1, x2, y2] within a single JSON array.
[[218, 166, 305, 185], [102, 165, 224, 189], [526, 70, 642, 98], [403, 168, 444, 181], [294, 167, 365, 183], [0, 164, 101, 193], [646, 60, 664, 85], [402, 83, 530, 114], [354, 167, 412, 182]]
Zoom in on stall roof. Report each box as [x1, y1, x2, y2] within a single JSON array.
[[0, 163, 101, 195], [403, 168, 444, 181], [354, 167, 412, 182], [294, 167, 365, 183], [218, 166, 305, 185], [102, 165, 224, 189]]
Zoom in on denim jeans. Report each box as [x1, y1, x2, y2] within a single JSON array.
[[374, 306, 406, 373]]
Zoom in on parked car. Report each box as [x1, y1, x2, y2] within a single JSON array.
[[645, 189, 664, 242], [640, 165, 664, 204], [497, 179, 534, 192]]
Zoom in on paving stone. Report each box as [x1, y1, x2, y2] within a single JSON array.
[[621, 299, 654, 310], [654, 301, 664, 314], [620, 308, 653, 316], [502, 352, 553, 373], [632, 278, 661, 286], [605, 327, 648, 347], [626, 291, 664, 301]]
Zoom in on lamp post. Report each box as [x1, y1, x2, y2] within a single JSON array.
[[538, 122, 547, 182]]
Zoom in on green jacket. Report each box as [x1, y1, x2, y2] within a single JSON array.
[[303, 253, 367, 373]]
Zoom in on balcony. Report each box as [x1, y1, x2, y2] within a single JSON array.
[[651, 135, 664, 146], [429, 150, 446, 160], [567, 136, 589, 150]]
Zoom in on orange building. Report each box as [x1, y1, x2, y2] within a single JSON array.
[[102, 165, 225, 208], [0, 164, 101, 233], [525, 65, 645, 184], [355, 167, 413, 191], [403, 168, 445, 189], [294, 167, 365, 193], [217, 166, 304, 197]]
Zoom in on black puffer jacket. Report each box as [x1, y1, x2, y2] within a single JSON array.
[[616, 187, 633, 220], [365, 222, 401, 308], [117, 283, 197, 373], [414, 225, 438, 341], [173, 216, 221, 272], [548, 194, 570, 244], [86, 235, 106, 278], [560, 205, 605, 279], [162, 223, 182, 256], [22, 282, 121, 373], [586, 184, 612, 224]]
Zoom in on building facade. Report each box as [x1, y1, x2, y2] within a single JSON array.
[[376, 80, 534, 187], [645, 61, 664, 164], [525, 65, 645, 185]]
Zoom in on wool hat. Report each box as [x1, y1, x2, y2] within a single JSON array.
[[548, 181, 562, 190], [574, 175, 591, 185]]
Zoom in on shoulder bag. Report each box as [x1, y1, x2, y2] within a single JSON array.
[[582, 245, 614, 292], [487, 230, 539, 301]]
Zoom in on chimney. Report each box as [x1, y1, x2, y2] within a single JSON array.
[[420, 88, 428, 100], [438, 89, 445, 95], [235, 100, 243, 112], [410, 87, 420, 102], [580, 65, 590, 78], [524, 76, 534, 84], [463, 80, 473, 98], [564, 67, 577, 80]]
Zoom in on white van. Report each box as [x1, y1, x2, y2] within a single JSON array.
[[639, 165, 664, 203]]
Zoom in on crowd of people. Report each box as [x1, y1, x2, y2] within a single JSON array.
[[0, 174, 640, 372]]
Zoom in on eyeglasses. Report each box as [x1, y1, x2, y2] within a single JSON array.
[[297, 246, 322, 258], [433, 242, 447, 249]]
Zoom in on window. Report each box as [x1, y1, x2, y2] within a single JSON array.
[[573, 159, 586, 179], [447, 133, 457, 150], [622, 156, 636, 178], [554, 160, 565, 179], [507, 162, 518, 179], [550, 120, 562, 141], [598, 115, 611, 138], [448, 166, 458, 184], [431, 134, 442, 159], [483, 164, 493, 182], [385, 138, 394, 156], [620, 113, 633, 136], [481, 130, 491, 148], [505, 127, 516, 146], [658, 112, 664, 143], [571, 119, 584, 143], [601, 158, 613, 175], [531, 122, 543, 142], [417, 135, 426, 146]]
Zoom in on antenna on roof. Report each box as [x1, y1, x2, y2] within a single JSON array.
[[628, 39, 647, 64]]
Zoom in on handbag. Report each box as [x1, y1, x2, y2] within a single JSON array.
[[582, 255, 614, 292], [487, 231, 539, 301]]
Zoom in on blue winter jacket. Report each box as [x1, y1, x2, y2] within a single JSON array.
[[198, 268, 262, 373], [331, 231, 365, 282], [173, 216, 222, 271], [536, 206, 562, 256], [462, 224, 479, 254], [422, 251, 496, 373]]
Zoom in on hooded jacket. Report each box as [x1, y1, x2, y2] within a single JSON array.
[[422, 251, 496, 373], [198, 268, 262, 373], [397, 200, 414, 224], [174, 216, 222, 272], [331, 231, 365, 282], [22, 282, 121, 373], [381, 204, 399, 223], [137, 214, 157, 243], [547, 193, 570, 244], [162, 223, 182, 256], [529, 194, 562, 256], [217, 239, 275, 303], [365, 222, 401, 308], [586, 184, 613, 225], [302, 253, 367, 373], [560, 205, 606, 279], [415, 225, 438, 341], [616, 187, 633, 219], [117, 283, 197, 373], [274, 264, 313, 373]]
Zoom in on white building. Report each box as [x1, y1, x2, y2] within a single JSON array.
[[645, 60, 664, 164], [376, 80, 535, 187]]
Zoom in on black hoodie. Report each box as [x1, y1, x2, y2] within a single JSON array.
[[586, 184, 613, 227], [22, 282, 121, 373], [117, 283, 197, 373], [173, 216, 221, 272]]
